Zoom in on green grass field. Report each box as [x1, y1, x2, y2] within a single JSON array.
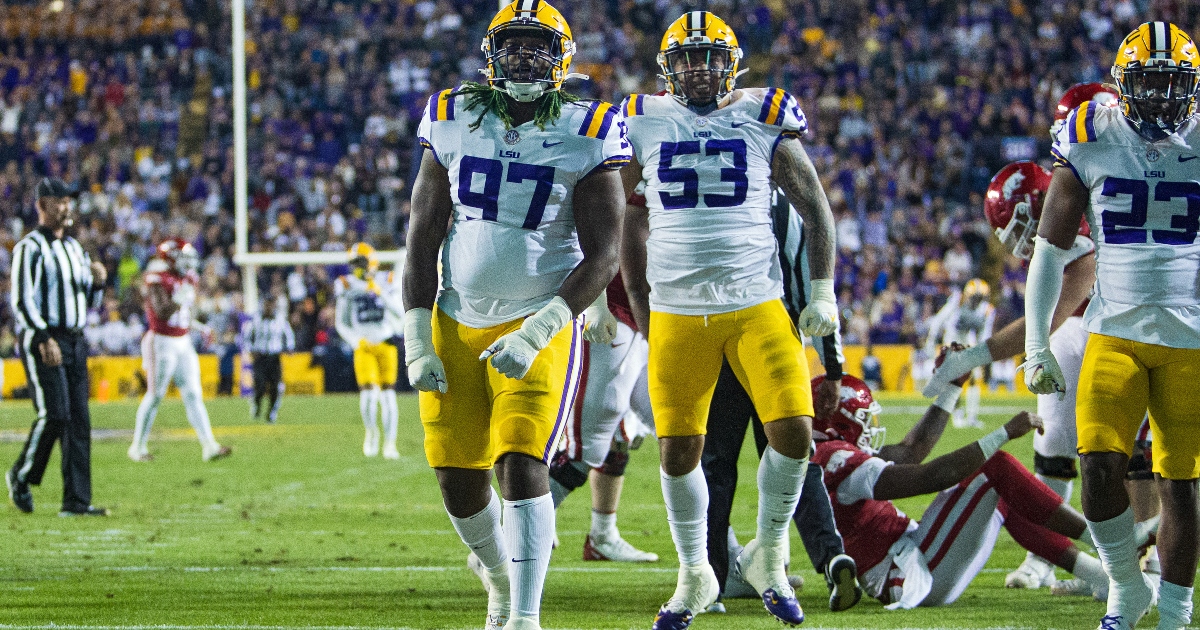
[[0, 392, 1181, 629]]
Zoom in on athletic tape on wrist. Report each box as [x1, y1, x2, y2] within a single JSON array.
[[976, 427, 1009, 460]]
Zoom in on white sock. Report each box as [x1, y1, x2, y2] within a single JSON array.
[[591, 509, 617, 541], [1158, 581, 1194, 629], [504, 493, 554, 621], [132, 392, 161, 452], [966, 384, 981, 421], [379, 389, 398, 448], [181, 390, 219, 452], [1036, 473, 1074, 503], [660, 466, 709, 567], [1088, 508, 1145, 615], [1072, 552, 1108, 592], [359, 388, 380, 431], [757, 446, 807, 549], [448, 488, 506, 571]]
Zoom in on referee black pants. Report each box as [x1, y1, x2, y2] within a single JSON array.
[[252, 353, 283, 415], [702, 361, 846, 590], [10, 330, 93, 512]]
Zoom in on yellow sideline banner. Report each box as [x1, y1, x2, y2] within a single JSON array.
[[1, 345, 1027, 399], [1, 353, 324, 399]]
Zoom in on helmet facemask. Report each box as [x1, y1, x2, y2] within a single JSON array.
[[176, 248, 199, 274], [1114, 63, 1199, 140], [996, 198, 1039, 260], [841, 401, 885, 454], [485, 25, 571, 102], [659, 44, 738, 106]]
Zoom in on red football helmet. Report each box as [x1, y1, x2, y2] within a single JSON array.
[[157, 238, 199, 274], [1051, 82, 1119, 135], [984, 162, 1052, 261], [811, 374, 885, 453]]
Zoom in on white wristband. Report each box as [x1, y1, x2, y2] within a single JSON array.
[[976, 427, 1010, 460], [520, 296, 573, 350], [810, 278, 836, 303], [403, 307, 435, 362], [933, 387, 962, 414]]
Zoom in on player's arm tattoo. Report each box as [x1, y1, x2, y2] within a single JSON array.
[[771, 138, 835, 281], [619, 159, 652, 336], [877, 405, 950, 466], [560, 168, 623, 315], [403, 150, 453, 312]]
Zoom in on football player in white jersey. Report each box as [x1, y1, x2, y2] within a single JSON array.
[[401, 2, 628, 629], [620, 12, 838, 628], [923, 278, 995, 428], [130, 239, 230, 462], [1024, 21, 1200, 630], [334, 242, 403, 459]]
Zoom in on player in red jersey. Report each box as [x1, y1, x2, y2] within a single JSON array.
[[811, 372, 1144, 608], [129, 239, 230, 462]]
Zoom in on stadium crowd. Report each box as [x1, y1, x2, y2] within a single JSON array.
[[0, 0, 1188, 362]]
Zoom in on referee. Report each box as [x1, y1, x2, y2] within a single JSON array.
[[5, 178, 108, 516], [702, 187, 859, 609], [244, 294, 295, 424]]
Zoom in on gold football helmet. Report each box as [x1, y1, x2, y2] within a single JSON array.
[[1111, 21, 1200, 140], [481, 0, 575, 103], [348, 242, 378, 278], [658, 11, 743, 106], [963, 278, 990, 306]]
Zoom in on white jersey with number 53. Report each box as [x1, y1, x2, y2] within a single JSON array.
[[1053, 100, 1200, 348], [417, 88, 631, 328], [622, 88, 806, 316]]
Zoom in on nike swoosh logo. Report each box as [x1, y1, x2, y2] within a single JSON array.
[[731, 121, 752, 128], [543, 140, 564, 148], [1181, 155, 1200, 162], [512, 558, 537, 563]]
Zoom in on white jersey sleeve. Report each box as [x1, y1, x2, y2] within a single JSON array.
[[1053, 101, 1200, 348], [836, 455, 892, 505], [622, 88, 807, 315], [425, 91, 630, 328]]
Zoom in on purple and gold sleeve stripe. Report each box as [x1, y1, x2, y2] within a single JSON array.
[[1050, 146, 1082, 183], [579, 102, 617, 139], [427, 89, 456, 122], [623, 94, 644, 117], [1068, 100, 1097, 144], [758, 88, 791, 126]]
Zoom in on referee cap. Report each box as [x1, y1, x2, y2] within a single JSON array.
[[35, 177, 73, 200]]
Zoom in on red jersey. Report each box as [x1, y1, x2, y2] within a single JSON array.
[[813, 440, 914, 574], [143, 258, 197, 337], [606, 272, 637, 332]]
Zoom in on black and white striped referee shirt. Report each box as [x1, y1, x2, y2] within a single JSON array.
[[770, 187, 845, 380], [10, 226, 101, 344], [242, 312, 296, 355]]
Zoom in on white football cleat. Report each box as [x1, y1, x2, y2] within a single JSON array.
[[382, 443, 400, 460], [652, 563, 719, 630], [468, 553, 510, 630], [501, 618, 540, 630], [582, 534, 659, 562], [1052, 577, 1107, 601], [127, 445, 152, 462], [363, 426, 380, 457], [1097, 572, 1158, 630], [202, 445, 232, 462], [1006, 554, 1056, 589], [735, 538, 805, 625]]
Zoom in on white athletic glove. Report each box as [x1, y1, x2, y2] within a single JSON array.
[[1023, 236, 1074, 401], [480, 296, 572, 380], [582, 291, 618, 344], [1021, 348, 1066, 398], [797, 279, 839, 337], [922, 343, 993, 398], [404, 307, 447, 393]]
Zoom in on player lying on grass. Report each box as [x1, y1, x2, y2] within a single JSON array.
[[812, 370, 1157, 609]]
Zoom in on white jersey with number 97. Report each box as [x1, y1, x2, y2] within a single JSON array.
[[622, 88, 807, 316], [417, 88, 631, 328], [1053, 101, 1200, 348]]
